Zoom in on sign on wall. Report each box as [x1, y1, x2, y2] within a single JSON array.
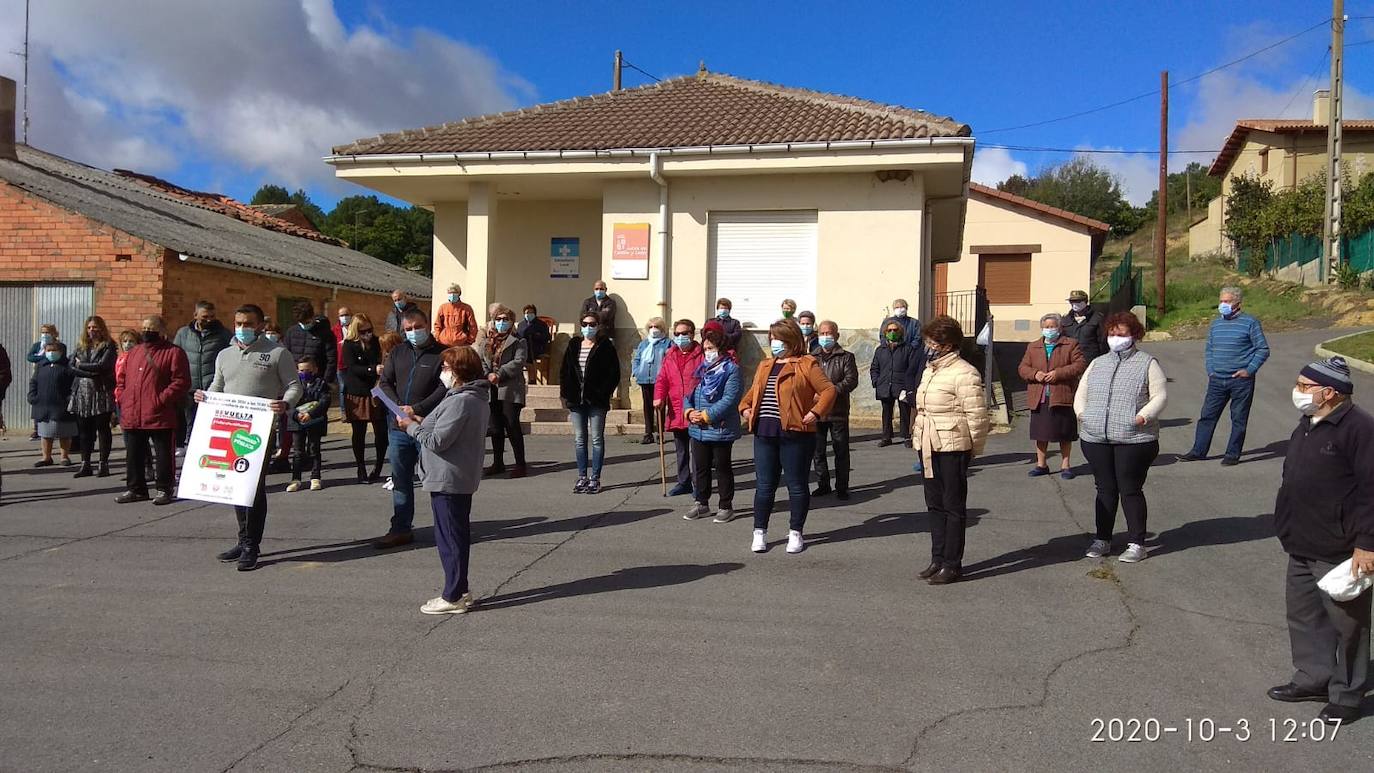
[[550, 237, 580, 278], [611, 222, 650, 280], [177, 392, 275, 507]]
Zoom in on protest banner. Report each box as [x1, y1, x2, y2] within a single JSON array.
[[176, 392, 275, 507]]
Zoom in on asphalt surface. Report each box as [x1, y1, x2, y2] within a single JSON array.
[[1, 327, 1372, 772]]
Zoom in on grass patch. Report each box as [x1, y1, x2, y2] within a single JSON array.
[[1324, 331, 1374, 364], [1149, 277, 1310, 332]]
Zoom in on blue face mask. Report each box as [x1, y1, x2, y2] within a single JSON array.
[[494, 320, 512, 334], [716, 308, 729, 319], [1219, 302, 1235, 317], [405, 329, 428, 346], [648, 328, 664, 340], [770, 339, 786, 357], [800, 324, 814, 336], [674, 334, 692, 349], [44, 351, 61, 363], [448, 294, 460, 303], [298, 371, 316, 382], [1041, 328, 1060, 340], [235, 327, 258, 345], [818, 335, 836, 349], [39, 333, 54, 345], [264, 333, 279, 343], [394, 301, 405, 311], [581, 325, 597, 340], [594, 289, 607, 300], [924, 344, 943, 361], [525, 313, 536, 322]]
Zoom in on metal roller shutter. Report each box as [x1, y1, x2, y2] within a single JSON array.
[[709, 211, 818, 331], [979, 254, 1032, 305], [0, 284, 94, 434]]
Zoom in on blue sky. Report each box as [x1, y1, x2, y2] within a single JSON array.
[[2, 0, 1372, 208]]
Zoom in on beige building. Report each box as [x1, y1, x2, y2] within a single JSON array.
[[940, 184, 1107, 342], [327, 71, 974, 418], [1189, 90, 1374, 259]]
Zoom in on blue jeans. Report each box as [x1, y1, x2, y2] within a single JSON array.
[[1189, 375, 1255, 460], [753, 432, 817, 532], [388, 428, 420, 533], [568, 406, 607, 479]]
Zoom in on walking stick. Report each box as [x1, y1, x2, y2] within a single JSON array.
[[657, 404, 668, 496]]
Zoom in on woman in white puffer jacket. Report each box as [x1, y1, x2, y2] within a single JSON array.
[[912, 315, 989, 586]]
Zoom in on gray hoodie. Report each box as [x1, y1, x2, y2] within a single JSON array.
[[407, 380, 491, 495], [209, 337, 303, 408]]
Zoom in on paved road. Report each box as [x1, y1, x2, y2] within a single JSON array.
[[1, 328, 1371, 772]]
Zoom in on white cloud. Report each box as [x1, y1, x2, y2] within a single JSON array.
[[1075, 149, 1158, 207], [970, 146, 1027, 187], [0, 0, 530, 191]]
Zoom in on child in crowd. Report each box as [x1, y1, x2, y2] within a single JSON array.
[[286, 356, 331, 492]]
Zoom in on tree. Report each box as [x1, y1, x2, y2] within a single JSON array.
[[1142, 162, 1222, 221], [287, 189, 327, 230], [250, 184, 291, 205], [320, 194, 433, 274], [996, 157, 1145, 237]]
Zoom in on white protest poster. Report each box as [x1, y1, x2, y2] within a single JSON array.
[[177, 392, 275, 507]]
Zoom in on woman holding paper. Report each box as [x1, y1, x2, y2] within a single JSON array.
[[341, 313, 387, 483], [396, 346, 490, 615]]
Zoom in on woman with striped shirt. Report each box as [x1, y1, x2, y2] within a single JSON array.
[[739, 321, 837, 554], [559, 312, 621, 494]]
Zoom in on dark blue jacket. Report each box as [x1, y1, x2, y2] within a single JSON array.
[[28, 353, 75, 423], [516, 317, 552, 361], [870, 341, 925, 401]]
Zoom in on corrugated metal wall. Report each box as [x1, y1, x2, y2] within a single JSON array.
[[0, 284, 94, 434]]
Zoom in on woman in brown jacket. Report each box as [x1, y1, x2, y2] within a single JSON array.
[[739, 321, 836, 555], [1017, 313, 1087, 479]]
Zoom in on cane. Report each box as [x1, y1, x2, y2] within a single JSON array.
[[657, 404, 668, 497]]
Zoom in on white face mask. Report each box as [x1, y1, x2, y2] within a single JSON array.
[[440, 370, 456, 390], [892, 307, 908, 318], [1292, 388, 1323, 415], [1070, 301, 1088, 313], [704, 349, 720, 365], [1107, 335, 1133, 353]]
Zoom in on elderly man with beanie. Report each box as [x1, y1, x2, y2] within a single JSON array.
[[1268, 356, 1374, 725]]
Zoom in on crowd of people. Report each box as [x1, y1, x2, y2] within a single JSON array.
[[0, 280, 1370, 724]]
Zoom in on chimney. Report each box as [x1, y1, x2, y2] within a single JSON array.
[[0, 76, 16, 160], [1313, 89, 1330, 126]]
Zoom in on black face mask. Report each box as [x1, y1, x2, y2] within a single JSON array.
[[142, 331, 161, 344]]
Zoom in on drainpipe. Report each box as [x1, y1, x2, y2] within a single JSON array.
[[649, 151, 670, 321]]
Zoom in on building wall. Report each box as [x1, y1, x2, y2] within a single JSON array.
[[0, 180, 165, 331], [944, 195, 1094, 342], [487, 199, 603, 332], [1189, 196, 1226, 258]]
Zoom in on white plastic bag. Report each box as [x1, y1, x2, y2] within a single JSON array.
[[1317, 558, 1374, 602], [975, 324, 991, 347]]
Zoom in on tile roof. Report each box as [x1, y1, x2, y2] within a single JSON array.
[[114, 171, 339, 245], [1208, 119, 1374, 176], [333, 71, 970, 156], [969, 183, 1110, 234], [0, 145, 430, 297]]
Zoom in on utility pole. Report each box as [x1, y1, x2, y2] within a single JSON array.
[[1322, 0, 1344, 283], [613, 50, 623, 91], [21, 0, 29, 144], [1185, 167, 1192, 225], [1156, 70, 1168, 319]]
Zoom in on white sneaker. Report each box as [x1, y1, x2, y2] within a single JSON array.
[[420, 592, 474, 615], [285, 481, 302, 493], [683, 502, 710, 520], [786, 530, 805, 554], [382, 476, 394, 491], [1085, 539, 1110, 559], [1119, 543, 1149, 563], [309, 479, 323, 491], [751, 529, 767, 553], [712, 508, 735, 523]]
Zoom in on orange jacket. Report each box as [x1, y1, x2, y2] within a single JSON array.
[[433, 301, 479, 347], [738, 355, 836, 434]]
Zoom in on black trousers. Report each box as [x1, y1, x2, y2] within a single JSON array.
[[639, 383, 657, 435], [350, 415, 389, 472], [1081, 440, 1158, 545], [813, 420, 850, 492], [673, 429, 693, 487], [924, 451, 971, 569], [489, 397, 526, 467], [77, 413, 112, 465], [1286, 555, 1372, 708], [690, 438, 734, 510], [291, 428, 324, 480], [125, 428, 174, 494], [879, 398, 911, 442], [234, 435, 275, 548]]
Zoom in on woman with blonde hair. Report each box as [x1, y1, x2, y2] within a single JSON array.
[[69, 315, 118, 477], [341, 312, 388, 483], [739, 321, 836, 554]]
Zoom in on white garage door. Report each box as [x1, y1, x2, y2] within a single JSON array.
[[709, 211, 817, 331]]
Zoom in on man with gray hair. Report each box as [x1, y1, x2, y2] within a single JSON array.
[[1181, 285, 1269, 466]]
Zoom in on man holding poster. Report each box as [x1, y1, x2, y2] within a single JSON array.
[[196, 304, 301, 571]]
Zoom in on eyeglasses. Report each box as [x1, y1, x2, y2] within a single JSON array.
[[1294, 380, 1323, 391]]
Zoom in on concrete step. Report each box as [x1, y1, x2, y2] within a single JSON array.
[[519, 407, 633, 423], [520, 422, 640, 436]]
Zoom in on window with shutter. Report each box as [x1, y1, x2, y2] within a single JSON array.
[[978, 254, 1032, 305], [709, 211, 818, 330]]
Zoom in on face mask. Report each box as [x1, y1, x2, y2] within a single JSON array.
[[1042, 328, 1060, 340], [581, 325, 597, 340], [1219, 302, 1235, 317], [235, 327, 258, 345], [704, 349, 720, 365], [394, 301, 405, 311], [525, 313, 536, 322], [44, 351, 61, 363], [886, 331, 902, 343], [924, 344, 943, 360], [648, 328, 664, 340], [405, 329, 429, 346], [142, 331, 161, 344], [39, 333, 54, 345], [781, 310, 794, 319], [674, 334, 692, 349], [440, 370, 457, 390], [448, 294, 460, 303], [1292, 388, 1322, 415], [494, 320, 512, 334], [298, 372, 316, 382], [1070, 301, 1088, 314], [121, 341, 134, 352], [339, 316, 351, 327], [594, 289, 607, 300], [1107, 335, 1133, 353], [299, 321, 309, 330], [893, 307, 908, 318], [819, 335, 836, 349], [717, 308, 729, 319], [264, 333, 280, 343], [800, 324, 814, 336], [770, 339, 786, 357]]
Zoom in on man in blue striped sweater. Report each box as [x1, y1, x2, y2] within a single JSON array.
[[1181, 286, 1270, 465]]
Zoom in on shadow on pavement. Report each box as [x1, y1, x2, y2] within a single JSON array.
[[806, 508, 987, 546], [478, 562, 744, 611], [1158, 417, 1194, 428]]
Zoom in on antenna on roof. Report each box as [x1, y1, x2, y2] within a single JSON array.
[[613, 50, 623, 92], [698, 60, 707, 75], [8, 0, 30, 144]]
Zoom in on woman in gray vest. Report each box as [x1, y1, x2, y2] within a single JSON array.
[[1073, 312, 1167, 563]]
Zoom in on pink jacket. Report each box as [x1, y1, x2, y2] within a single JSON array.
[[654, 344, 704, 432]]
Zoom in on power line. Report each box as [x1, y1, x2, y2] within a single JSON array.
[[980, 17, 1332, 134], [621, 59, 660, 83], [1276, 46, 1331, 119], [982, 143, 1218, 155]]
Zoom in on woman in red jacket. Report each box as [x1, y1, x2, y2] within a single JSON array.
[[116, 316, 191, 506], [654, 318, 704, 497]]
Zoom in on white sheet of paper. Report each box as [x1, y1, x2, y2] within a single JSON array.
[[371, 386, 408, 419]]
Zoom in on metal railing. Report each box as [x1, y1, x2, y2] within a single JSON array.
[[932, 287, 995, 406]]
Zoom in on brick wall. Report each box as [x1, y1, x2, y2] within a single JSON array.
[[0, 180, 165, 331]]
